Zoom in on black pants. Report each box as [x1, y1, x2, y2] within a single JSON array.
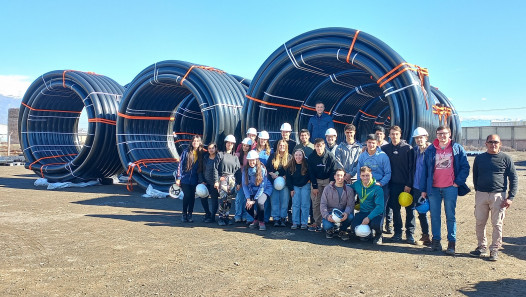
[[410, 188, 430, 235], [181, 183, 196, 215], [389, 183, 416, 236], [200, 184, 219, 219]]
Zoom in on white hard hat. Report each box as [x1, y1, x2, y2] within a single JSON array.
[[246, 128, 257, 135], [195, 184, 209, 198], [280, 123, 292, 132], [273, 176, 286, 190], [258, 131, 270, 140], [331, 209, 344, 223], [246, 150, 260, 160], [169, 184, 182, 199], [325, 128, 337, 136], [412, 127, 429, 138], [355, 224, 371, 238], [242, 137, 253, 145], [224, 134, 236, 143]]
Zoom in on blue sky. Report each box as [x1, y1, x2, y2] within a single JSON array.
[[1, 0, 525, 121]]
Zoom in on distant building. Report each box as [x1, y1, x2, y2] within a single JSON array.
[[8, 108, 19, 144], [0, 124, 7, 142], [491, 120, 526, 127]]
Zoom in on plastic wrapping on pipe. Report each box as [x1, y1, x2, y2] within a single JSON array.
[[243, 27, 461, 145], [18, 70, 124, 182], [117, 60, 247, 191]]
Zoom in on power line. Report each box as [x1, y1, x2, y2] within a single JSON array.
[[457, 107, 526, 113]]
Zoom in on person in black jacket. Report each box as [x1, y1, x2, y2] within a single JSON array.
[[199, 143, 220, 223], [381, 126, 415, 243], [307, 138, 338, 232], [286, 149, 311, 230]]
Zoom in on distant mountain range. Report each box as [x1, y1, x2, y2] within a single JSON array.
[[0, 95, 22, 124]]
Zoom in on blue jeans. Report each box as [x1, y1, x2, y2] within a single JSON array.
[[292, 184, 311, 225], [429, 186, 458, 242], [234, 189, 253, 222], [323, 214, 353, 231], [271, 188, 290, 220]]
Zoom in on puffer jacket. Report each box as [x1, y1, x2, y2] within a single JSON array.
[[320, 181, 355, 219]]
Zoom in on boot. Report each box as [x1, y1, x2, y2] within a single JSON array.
[[445, 241, 456, 255], [431, 239, 442, 251], [419, 234, 432, 246], [181, 214, 188, 222]]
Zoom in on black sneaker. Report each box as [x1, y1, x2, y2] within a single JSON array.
[[181, 214, 188, 222], [217, 219, 226, 226], [280, 219, 287, 227], [373, 235, 383, 245], [338, 231, 350, 241], [226, 218, 233, 225], [326, 229, 334, 239], [390, 233, 403, 242], [187, 214, 194, 223], [489, 250, 498, 261], [470, 247, 489, 257], [274, 220, 281, 227], [406, 234, 417, 245]]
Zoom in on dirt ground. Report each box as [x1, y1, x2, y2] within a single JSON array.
[[1, 152, 525, 296]]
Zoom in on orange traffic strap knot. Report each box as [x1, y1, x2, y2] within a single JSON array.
[[432, 104, 452, 124]]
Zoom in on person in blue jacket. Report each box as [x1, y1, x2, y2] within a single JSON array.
[[307, 101, 334, 143], [176, 135, 203, 223], [243, 150, 273, 231], [420, 125, 470, 255]]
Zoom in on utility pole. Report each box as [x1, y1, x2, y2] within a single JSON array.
[[7, 132, 12, 156]]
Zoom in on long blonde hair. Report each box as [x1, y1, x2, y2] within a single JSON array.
[[257, 138, 271, 156], [272, 140, 289, 170]]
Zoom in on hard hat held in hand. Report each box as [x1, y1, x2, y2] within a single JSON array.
[[273, 176, 286, 190], [415, 196, 430, 214], [169, 184, 182, 199], [331, 209, 344, 223], [355, 224, 371, 237], [195, 184, 209, 198], [398, 192, 413, 207]]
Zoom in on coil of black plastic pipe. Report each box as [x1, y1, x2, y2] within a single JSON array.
[[19, 70, 125, 182], [117, 60, 247, 191], [244, 27, 461, 144]]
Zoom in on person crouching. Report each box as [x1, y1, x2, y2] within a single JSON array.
[[321, 168, 355, 240]]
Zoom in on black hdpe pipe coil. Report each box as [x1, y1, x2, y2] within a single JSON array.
[[117, 60, 247, 191], [243, 27, 461, 144], [19, 70, 124, 182]]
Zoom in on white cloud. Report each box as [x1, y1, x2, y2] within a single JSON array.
[[0, 75, 32, 98], [481, 97, 487, 101]]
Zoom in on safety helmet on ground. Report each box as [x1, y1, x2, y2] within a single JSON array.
[[246, 128, 257, 135], [412, 127, 429, 138], [399, 192, 413, 207], [325, 128, 337, 136], [280, 123, 292, 132], [169, 184, 183, 199], [273, 176, 286, 190], [355, 224, 371, 238], [224, 134, 236, 143], [415, 196, 430, 214], [258, 130, 270, 140], [331, 209, 344, 223], [195, 184, 209, 198], [246, 150, 259, 160], [242, 137, 253, 146]]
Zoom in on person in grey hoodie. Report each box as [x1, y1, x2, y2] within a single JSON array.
[[334, 124, 362, 183], [320, 168, 355, 240]]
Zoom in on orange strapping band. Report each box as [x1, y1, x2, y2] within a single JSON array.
[[180, 65, 225, 85], [377, 63, 429, 88], [359, 110, 378, 118], [432, 105, 452, 123], [118, 112, 175, 121], [246, 95, 301, 110], [173, 132, 202, 136], [29, 153, 77, 170], [39, 162, 69, 178], [21, 102, 82, 114], [126, 158, 180, 191], [174, 139, 192, 144], [88, 118, 116, 125], [346, 30, 361, 63], [62, 70, 99, 88]]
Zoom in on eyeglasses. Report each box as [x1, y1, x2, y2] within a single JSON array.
[[436, 132, 449, 136], [487, 141, 500, 144]]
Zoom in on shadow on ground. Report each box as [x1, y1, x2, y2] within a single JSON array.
[[458, 278, 526, 296]]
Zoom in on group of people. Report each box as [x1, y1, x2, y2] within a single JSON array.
[[174, 101, 518, 261]]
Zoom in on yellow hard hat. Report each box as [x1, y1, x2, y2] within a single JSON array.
[[398, 192, 413, 207]]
